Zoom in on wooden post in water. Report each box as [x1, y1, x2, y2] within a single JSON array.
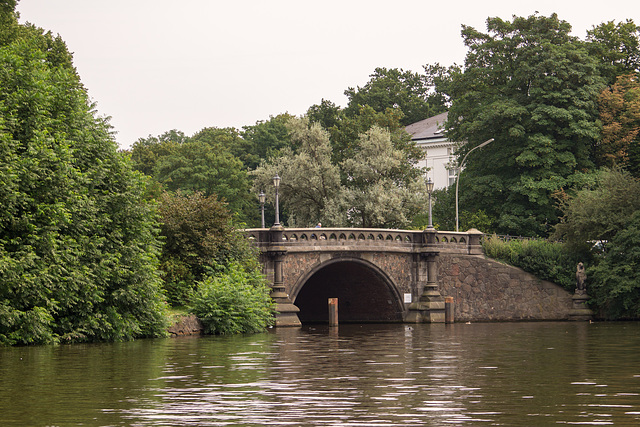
[[328, 298, 338, 327], [445, 296, 454, 324]]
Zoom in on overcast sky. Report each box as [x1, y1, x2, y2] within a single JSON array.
[[16, 0, 640, 149]]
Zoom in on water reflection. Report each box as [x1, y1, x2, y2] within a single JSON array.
[[1, 322, 639, 426]]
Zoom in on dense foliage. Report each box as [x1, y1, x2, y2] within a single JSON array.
[[0, 5, 168, 345], [188, 263, 275, 335], [589, 211, 640, 319], [482, 235, 582, 291], [344, 67, 447, 125], [130, 127, 256, 225], [442, 14, 605, 237], [553, 168, 640, 252], [551, 169, 640, 318], [597, 72, 640, 177], [252, 117, 426, 228], [157, 191, 260, 306]]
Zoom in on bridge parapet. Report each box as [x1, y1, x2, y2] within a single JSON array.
[[244, 227, 484, 255]]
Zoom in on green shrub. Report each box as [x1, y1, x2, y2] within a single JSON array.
[[160, 258, 196, 306], [188, 263, 275, 335], [157, 191, 263, 307], [589, 211, 640, 319], [483, 235, 582, 290]]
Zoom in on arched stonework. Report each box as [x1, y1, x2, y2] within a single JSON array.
[[290, 257, 406, 323], [247, 227, 574, 324]]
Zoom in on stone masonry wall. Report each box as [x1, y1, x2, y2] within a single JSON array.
[[281, 251, 417, 299], [438, 254, 573, 321], [261, 246, 574, 322]]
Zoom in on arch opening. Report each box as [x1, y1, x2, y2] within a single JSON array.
[[293, 260, 404, 324]]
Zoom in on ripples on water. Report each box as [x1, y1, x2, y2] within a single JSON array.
[[1, 322, 639, 426]]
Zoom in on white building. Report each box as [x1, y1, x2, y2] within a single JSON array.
[[405, 111, 461, 190]]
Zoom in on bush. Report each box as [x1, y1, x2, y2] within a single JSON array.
[[482, 235, 582, 290], [188, 263, 275, 335], [157, 191, 262, 306], [589, 211, 640, 319]]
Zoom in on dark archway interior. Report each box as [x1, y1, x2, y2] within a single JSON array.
[[294, 261, 403, 324]]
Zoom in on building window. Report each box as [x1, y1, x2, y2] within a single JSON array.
[[448, 167, 458, 187]]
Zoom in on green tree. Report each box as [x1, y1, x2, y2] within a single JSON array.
[[306, 99, 344, 132], [444, 13, 605, 237], [0, 8, 167, 345], [252, 118, 426, 228], [586, 19, 640, 85], [251, 118, 342, 226], [129, 128, 256, 225], [0, 1, 19, 47], [129, 130, 186, 176], [589, 211, 640, 319], [154, 140, 254, 221], [240, 114, 294, 170], [344, 67, 447, 125], [157, 191, 258, 305], [307, 102, 422, 168], [552, 168, 640, 252]]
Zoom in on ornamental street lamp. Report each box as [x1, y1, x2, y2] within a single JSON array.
[[258, 190, 266, 228], [425, 177, 434, 229], [455, 138, 494, 232], [273, 174, 281, 227]]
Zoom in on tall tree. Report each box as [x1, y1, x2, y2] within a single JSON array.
[[444, 14, 605, 236], [240, 114, 293, 170], [153, 140, 254, 224], [129, 129, 186, 176], [251, 117, 342, 227], [344, 67, 447, 125], [587, 19, 640, 85], [597, 72, 640, 177], [252, 118, 426, 228], [0, 6, 167, 345], [338, 126, 426, 228]]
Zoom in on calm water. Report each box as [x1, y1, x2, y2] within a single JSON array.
[[1, 322, 639, 426]]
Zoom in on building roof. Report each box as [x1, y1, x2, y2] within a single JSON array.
[[405, 111, 448, 141]]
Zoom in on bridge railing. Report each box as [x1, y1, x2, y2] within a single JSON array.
[[244, 228, 419, 248], [243, 228, 484, 255]]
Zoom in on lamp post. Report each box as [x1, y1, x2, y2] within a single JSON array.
[[258, 190, 266, 228], [425, 177, 434, 229], [273, 174, 281, 227], [455, 138, 494, 232]]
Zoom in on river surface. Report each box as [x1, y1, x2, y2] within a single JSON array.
[[1, 322, 639, 426]]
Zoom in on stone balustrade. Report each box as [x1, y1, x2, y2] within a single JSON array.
[[243, 227, 484, 255]]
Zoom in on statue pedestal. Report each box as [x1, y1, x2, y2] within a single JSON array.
[[569, 292, 594, 321]]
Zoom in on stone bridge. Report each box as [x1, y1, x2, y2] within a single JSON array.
[[245, 227, 574, 326]]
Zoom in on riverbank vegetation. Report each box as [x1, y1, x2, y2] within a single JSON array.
[[0, 1, 168, 345], [2, 1, 640, 347], [482, 236, 581, 292]]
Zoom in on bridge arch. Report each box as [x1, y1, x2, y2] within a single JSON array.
[[290, 257, 406, 324]]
